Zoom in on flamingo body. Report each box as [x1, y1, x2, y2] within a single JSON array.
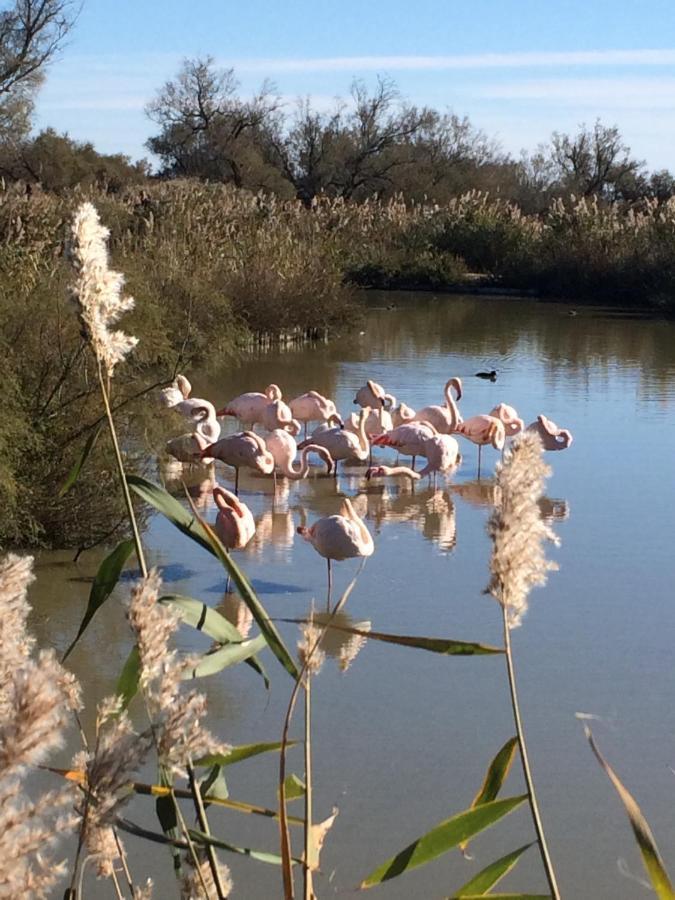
[[289, 391, 342, 426], [412, 377, 462, 434], [265, 429, 333, 478], [527, 415, 573, 451], [297, 498, 374, 561], [217, 384, 282, 425], [204, 432, 275, 477], [490, 403, 524, 437], [372, 421, 437, 458], [455, 415, 506, 451], [213, 487, 255, 549]]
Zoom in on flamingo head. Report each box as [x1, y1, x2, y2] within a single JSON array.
[[489, 420, 506, 451], [367, 380, 386, 406], [285, 418, 302, 436], [365, 466, 386, 480], [448, 377, 462, 401], [265, 383, 283, 400], [176, 374, 192, 399]]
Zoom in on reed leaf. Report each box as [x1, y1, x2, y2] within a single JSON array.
[[162, 593, 270, 687], [115, 645, 140, 709], [361, 795, 527, 888], [128, 474, 299, 680], [62, 538, 135, 661], [460, 737, 518, 854], [450, 842, 535, 896], [275, 619, 503, 656], [58, 425, 102, 497], [185, 635, 268, 678], [585, 726, 675, 900], [281, 773, 306, 802]]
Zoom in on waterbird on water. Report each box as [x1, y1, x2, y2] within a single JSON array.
[[475, 370, 497, 381]]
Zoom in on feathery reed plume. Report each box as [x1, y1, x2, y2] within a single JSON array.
[[68, 202, 138, 378], [338, 620, 371, 672], [297, 620, 326, 676], [126, 571, 229, 774], [133, 878, 154, 899], [486, 431, 559, 628], [485, 432, 561, 900], [72, 696, 153, 879], [0, 553, 35, 717], [180, 855, 232, 899], [0, 553, 81, 898]]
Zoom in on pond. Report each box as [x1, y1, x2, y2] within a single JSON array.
[[32, 292, 675, 898]]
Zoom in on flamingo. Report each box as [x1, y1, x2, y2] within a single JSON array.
[[367, 433, 460, 484], [259, 398, 301, 434], [490, 403, 524, 437], [159, 373, 193, 408], [412, 377, 462, 434], [265, 429, 334, 479], [345, 407, 393, 439], [188, 402, 221, 443], [290, 391, 343, 436], [217, 384, 283, 427], [391, 401, 416, 428], [299, 408, 370, 475], [297, 497, 374, 604], [372, 420, 438, 468], [202, 431, 275, 493], [166, 431, 210, 464], [213, 487, 256, 550], [455, 415, 506, 476], [527, 415, 573, 451], [354, 380, 395, 410]]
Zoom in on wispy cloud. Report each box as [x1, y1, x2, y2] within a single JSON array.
[[233, 49, 675, 74], [476, 77, 675, 109]]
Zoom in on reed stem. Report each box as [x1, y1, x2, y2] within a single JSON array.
[[187, 762, 227, 899], [303, 670, 314, 900], [502, 605, 560, 900]]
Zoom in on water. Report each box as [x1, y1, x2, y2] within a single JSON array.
[[32, 293, 675, 898]]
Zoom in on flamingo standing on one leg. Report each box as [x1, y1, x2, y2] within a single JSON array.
[[217, 384, 283, 429], [213, 486, 256, 550], [202, 431, 275, 493], [455, 415, 505, 477], [412, 377, 463, 434], [265, 429, 334, 479], [527, 415, 573, 450], [490, 403, 524, 437], [297, 497, 374, 606], [289, 391, 343, 437], [372, 420, 438, 470]]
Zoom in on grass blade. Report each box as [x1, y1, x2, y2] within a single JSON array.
[[116, 645, 140, 709], [196, 741, 294, 768], [185, 635, 268, 678], [128, 474, 298, 680], [62, 539, 135, 661], [585, 726, 675, 900], [361, 795, 527, 888], [275, 619, 503, 656], [58, 425, 102, 497], [461, 737, 518, 854], [451, 842, 534, 896]]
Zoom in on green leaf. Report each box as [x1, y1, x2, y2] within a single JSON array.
[[461, 737, 518, 854], [277, 619, 503, 656], [585, 726, 675, 900], [196, 741, 294, 768], [200, 764, 228, 804], [185, 635, 268, 678], [361, 795, 527, 888], [161, 594, 270, 688], [451, 843, 534, 896], [58, 425, 102, 497], [281, 774, 306, 802], [128, 475, 298, 681], [116, 645, 140, 709], [187, 827, 297, 866], [62, 539, 135, 662]]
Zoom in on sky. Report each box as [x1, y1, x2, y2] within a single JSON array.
[[32, 0, 675, 171]]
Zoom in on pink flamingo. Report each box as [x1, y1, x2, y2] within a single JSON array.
[[527, 415, 573, 451], [372, 420, 438, 468], [299, 408, 370, 475], [490, 403, 524, 437], [217, 384, 283, 427], [367, 433, 460, 484], [188, 403, 221, 443], [259, 398, 301, 434], [290, 391, 343, 436], [213, 486, 256, 549], [166, 431, 210, 464], [297, 497, 374, 604], [354, 380, 395, 410], [345, 407, 393, 439], [391, 401, 416, 428], [455, 415, 506, 476], [265, 429, 334, 479], [412, 377, 463, 434], [202, 431, 275, 493], [159, 373, 192, 408]]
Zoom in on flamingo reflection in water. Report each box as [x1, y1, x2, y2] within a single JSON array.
[[450, 478, 570, 522], [297, 498, 374, 606], [357, 485, 457, 553], [159, 460, 217, 512], [309, 609, 372, 672]]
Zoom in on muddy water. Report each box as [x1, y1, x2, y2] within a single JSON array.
[[33, 293, 675, 898]]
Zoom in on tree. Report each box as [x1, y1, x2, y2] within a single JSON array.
[[0, 0, 76, 140], [548, 120, 645, 201], [146, 57, 281, 188]]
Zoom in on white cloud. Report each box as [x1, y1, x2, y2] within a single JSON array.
[[476, 77, 675, 109]]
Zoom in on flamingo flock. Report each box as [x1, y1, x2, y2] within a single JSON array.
[[159, 373, 572, 591]]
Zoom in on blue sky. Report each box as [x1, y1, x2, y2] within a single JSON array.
[[33, 0, 675, 170]]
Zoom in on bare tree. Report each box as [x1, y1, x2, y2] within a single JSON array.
[[146, 57, 280, 186]]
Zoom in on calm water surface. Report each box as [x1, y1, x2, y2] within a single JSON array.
[[32, 293, 675, 898]]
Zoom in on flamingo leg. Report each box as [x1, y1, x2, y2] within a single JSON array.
[[411, 455, 416, 470], [235, 466, 240, 495], [477, 444, 482, 480], [326, 558, 332, 610], [225, 574, 232, 593], [304, 422, 308, 439]]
